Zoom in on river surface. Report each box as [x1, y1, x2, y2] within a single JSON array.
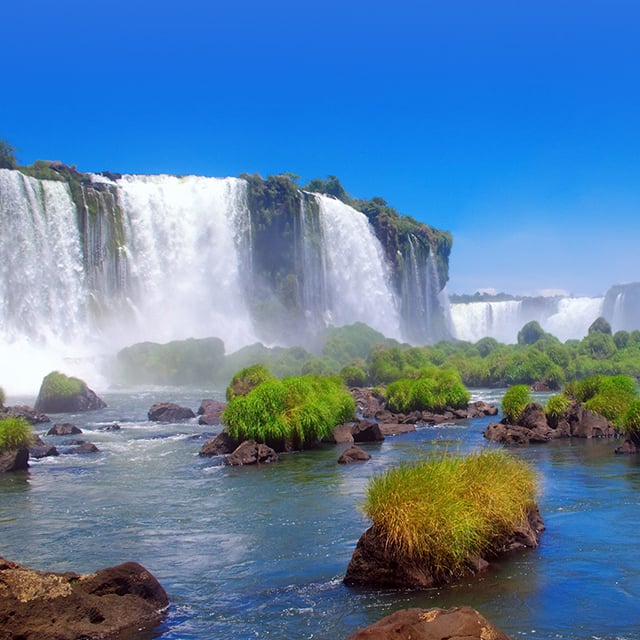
[[1, 388, 639, 639]]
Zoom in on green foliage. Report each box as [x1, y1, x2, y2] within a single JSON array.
[[340, 365, 367, 387], [39, 371, 85, 399], [622, 399, 640, 436], [584, 375, 638, 425], [226, 364, 274, 401], [501, 385, 531, 423], [222, 375, 355, 447], [588, 316, 612, 335], [0, 386, 5, 407], [362, 450, 537, 579], [115, 337, 225, 386], [517, 321, 546, 345], [544, 393, 572, 419], [385, 369, 470, 412], [0, 417, 33, 450], [321, 323, 389, 366], [0, 139, 17, 170]]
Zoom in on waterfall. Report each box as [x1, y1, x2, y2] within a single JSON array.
[[315, 195, 401, 340], [541, 297, 604, 342]]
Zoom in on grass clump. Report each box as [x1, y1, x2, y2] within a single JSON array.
[[226, 364, 274, 401], [222, 374, 355, 447], [0, 417, 33, 450], [362, 450, 537, 579], [38, 371, 85, 399], [623, 399, 640, 437], [501, 384, 531, 423], [544, 393, 572, 419], [385, 368, 470, 413]]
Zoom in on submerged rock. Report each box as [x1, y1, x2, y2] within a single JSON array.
[[0, 556, 168, 640], [338, 445, 371, 464], [345, 606, 512, 640], [148, 402, 196, 422], [47, 422, 82, 436]]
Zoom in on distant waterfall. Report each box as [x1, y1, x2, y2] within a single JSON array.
[[315, 195, 401, 340], [449, 301, 524, 343]]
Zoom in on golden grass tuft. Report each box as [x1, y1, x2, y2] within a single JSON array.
[[362, 449, 537, 577]]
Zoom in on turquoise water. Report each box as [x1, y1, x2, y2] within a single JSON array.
[[1, 388, 639, 639]]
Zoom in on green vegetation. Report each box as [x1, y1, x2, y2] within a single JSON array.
[[622, 399, 640, 437], [362, 450, 537, 579], [501, 385, 532, 423], [38, 371, 85, 399], [0, 386, 5, 407], [226, 364, 274, 401], [222, 374, 355, 448], [0, 417, 32, 450], [0, 139, 17, 169], [385, 369, 470, 412]]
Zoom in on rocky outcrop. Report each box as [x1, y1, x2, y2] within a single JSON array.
[[323, 423, 355, 444], [615, 434, 640, 454], [352, 420, 385, 443], [47, 423, 82, 436], [199, 431, 241, 456], [197, 399, 226, 425], [148, 402, 196, 422], [3, 405, 51, 424], [0, 448, 29, 473], [224, 440, 279, 466], [338, 445, 371, 464], [345, 606, 512, 640], [0, 556, 168, 640], [344, 507, 544, 589], [34, 372, 107, 414], [485, 401, 617, 445]]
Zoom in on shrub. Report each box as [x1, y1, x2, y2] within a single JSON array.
[[226, 364, 274, 401], [544, 393, 571, 419], [622, 399, 640, 436], [584, 375, 638, 425], [222, 375, 355, 447], [385, 369, 470, 413], [517, 321, 546, 345], [38, 371, 85, 399], [362, 450, 537, 580], [340, 365, 367, 387], [0, 417, 32, 450], [501, 384, 531, 423], [0, 386, 5, 407]]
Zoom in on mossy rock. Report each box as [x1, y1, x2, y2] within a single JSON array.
[[34, 371, 106, 413]]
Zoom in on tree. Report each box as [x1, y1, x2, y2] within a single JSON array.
[[588, 316, 612, 336], [517, 320, 546, 345], [0, 139, 17, 169]]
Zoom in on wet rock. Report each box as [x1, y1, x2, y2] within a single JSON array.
[[378, 423, 416, 436], [67, 441, 100, 455], [197, 399, 226, 425], [466, 400, 499, 418], [323, 423, 355, 444], [199, 430, 240, 456], [615, 437, 640, 454], [0, 448, 29, 473], [35, 372, 106, 413], [224, 440, 278, 466], [351, 420, 385, 443], [338, 445, 371, 464], [345, 606, 512, 640], [28, 444, 59, 459], [0, 556, 168, 640], [47, 422, 82, 436], [98, 422, 121, 431], [3, 405, 51, 424], [148, 402, 196, 422]]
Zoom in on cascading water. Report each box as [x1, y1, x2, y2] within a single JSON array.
[[315, 195, 401, 340], [542, 297, 604, 342]]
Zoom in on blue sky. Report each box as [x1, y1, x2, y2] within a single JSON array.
[[2, 0, 639, 297]]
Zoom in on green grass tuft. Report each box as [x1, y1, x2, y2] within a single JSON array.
[[501, 384, 531, 423], [0, 417, 33, 450], [362, 450, 537, 579]]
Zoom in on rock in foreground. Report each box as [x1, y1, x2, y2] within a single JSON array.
[[345, 606, 512, 640], [0, 556, 168, 640]]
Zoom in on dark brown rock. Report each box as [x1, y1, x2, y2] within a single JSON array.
[[3, 405, 51, 424], [0, 448, 29, 473], [35, 383, 106, 413], [351, 387, 385, 418], [0, 556, 168, 640], [323, 423, 355, 444], [199, 430, 240, 456], [148, 402, 196, 422], [352, 420, 385, 443], [345, 606, 512, 640], [28, 444, 59, 459], [224, 440, 278, 466], [197, 399, 226, 425], [567, 403, 617, 438], [338, 445, 372, 464], [615, 436, 640, 454], [67, 441, 100, 454], [378, 423, 416, 436], [466, 400, 499, 418], [47, 422, 82, 436]]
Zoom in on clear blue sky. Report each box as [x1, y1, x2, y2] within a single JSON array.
[[2, 0, 639, 296]]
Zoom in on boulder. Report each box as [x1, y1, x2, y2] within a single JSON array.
[[378, 423, 416, 436], [148, 402, 196, 422], [345, 606, 512, 640], [98, 422, 121, 431], [344, 507, 544, 589], [34, 372, 107, 413], [0, 556, 168, 640], [338, 445, 371, 464], [323, 423, 355, 444], [67, 441, 100, 455], [0, 448, 29, 473], [466, 400, 499, 418], [3, 405, 51, 424], [615, 436, 640, 454], [224, 440, 279, 466], [199, 430, 240, 456], [28, 444, 59, 459], [351, 420, 385, 443], [351, 387, 385, 418], [197, 399, 226, 425], [47, 422, 82, 436], [566, 403, 617, 438]]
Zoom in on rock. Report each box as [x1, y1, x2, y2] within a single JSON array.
[[338, 445, 371, 464], [615, 434, 640, 454], [351, 387, 385, 418], [345, 606, 512, 640], [98, 422, 121, 431], [199, 430, 240, 456], [28, 444, 59, 459], [67, 441, 100, 454], [148, 402, 196, 422], [344, 506, 544, 589], [197, 399, 226, 425], [34, 372, 107, 413], [351, 420, 385, 443], [0, 556, 168, 640], [47, 422, 82, 436], [378, 423, 416, 436], [0, 448, 29, 473], [224, 440, 279, 465], [323, 423, 355, 444], [566, 403, 617, 438], [466, 400, 499, 418], [3, 405, 51, 424]]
